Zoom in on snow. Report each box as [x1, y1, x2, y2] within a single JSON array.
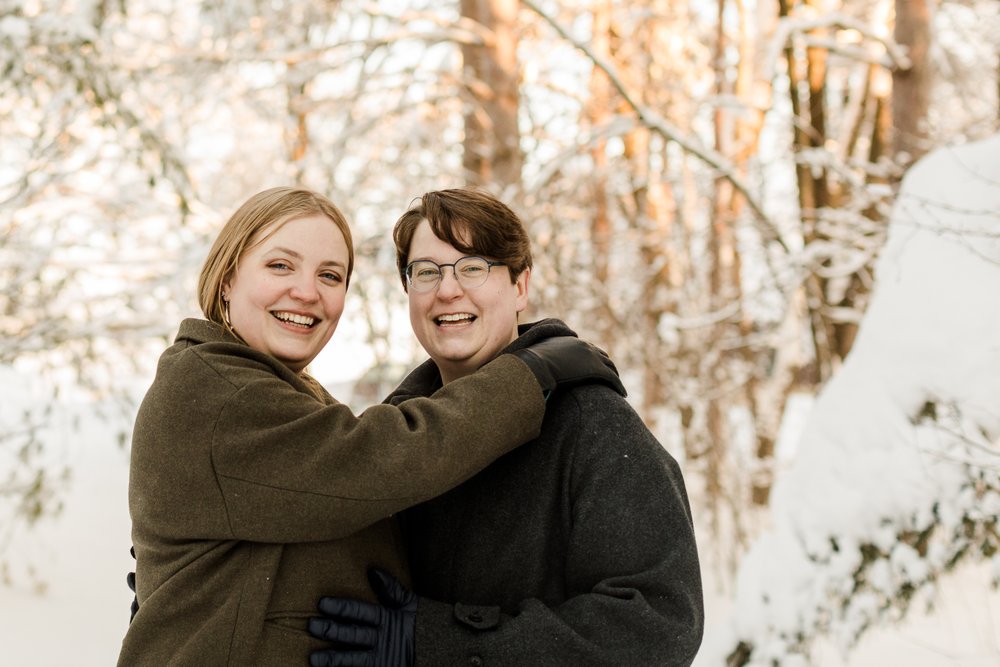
[[0, 405, 135, 664], [3, 136, 1000, 664], [699, 135, 1000, 665]]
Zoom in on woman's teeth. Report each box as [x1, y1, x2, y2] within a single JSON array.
[[273, 311, 315, 327]]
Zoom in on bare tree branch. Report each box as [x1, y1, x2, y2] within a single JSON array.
[[522, 0, 790, 254]]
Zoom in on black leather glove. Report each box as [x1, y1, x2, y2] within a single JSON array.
[[308, 568, 417, 667], [128, 545, 138, 623], [510, 336, 626, 398]]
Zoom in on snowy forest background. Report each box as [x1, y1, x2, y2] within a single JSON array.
[[2, 0, 999, 664]]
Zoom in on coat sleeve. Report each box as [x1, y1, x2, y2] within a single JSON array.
[[412, 392, 705, 666], [205, 351, 545, 542]]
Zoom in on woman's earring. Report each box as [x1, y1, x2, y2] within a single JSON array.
[[222, 294, 231, 325]]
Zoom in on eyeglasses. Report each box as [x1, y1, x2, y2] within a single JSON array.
[[404, 255, 506, 293]]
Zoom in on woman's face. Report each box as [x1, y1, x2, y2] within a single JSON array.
[[224, 214, 350, 372]]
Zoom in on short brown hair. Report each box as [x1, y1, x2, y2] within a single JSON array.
[[392, 188, 532, 290], [198, 187, 355, 329]]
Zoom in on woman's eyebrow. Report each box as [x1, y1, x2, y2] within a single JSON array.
[[269, 246, 302, 259], [267, 247, 345, 269], [318, 260, 347, 269]]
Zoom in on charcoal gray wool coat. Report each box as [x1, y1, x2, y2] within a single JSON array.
[[118, 318, 544, 666], [393, 319, 705, 666]]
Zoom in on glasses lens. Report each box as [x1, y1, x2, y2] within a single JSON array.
[[407, 261, 441, 292], [454, 257, 490, 288]]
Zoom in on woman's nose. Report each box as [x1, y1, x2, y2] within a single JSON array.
[[290, 276, 320, 302]]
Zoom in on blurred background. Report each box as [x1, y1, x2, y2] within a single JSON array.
[[1, 0, 998, 664]]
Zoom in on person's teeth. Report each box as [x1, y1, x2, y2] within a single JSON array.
[[438, 314, 473, 323], [274, 312, 315, 326]]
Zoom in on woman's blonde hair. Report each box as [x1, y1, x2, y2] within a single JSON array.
[[197, 187, 355, 330]]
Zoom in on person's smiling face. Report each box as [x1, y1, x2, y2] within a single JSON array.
[[224, 214, 350, 373], [406, 219, 529, 384]]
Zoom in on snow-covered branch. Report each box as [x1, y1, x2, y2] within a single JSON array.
[[763, 12, 912, 77], [521, 0, 789, 254]]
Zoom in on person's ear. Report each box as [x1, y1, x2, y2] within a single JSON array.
[[514, 267, 530, 313]]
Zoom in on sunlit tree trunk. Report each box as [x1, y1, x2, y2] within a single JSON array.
[[460, 0, 522, 188], [781, 0, 884, 384], [779, 0, 826, 385], [706, 0, 745, 536], [581, 0, 693, 444], [619, 9, 679, 438], [892, 0, 931, 163], [585, 0, 615, 349], [727, 0, 781, 509], [779, 0, 814, 224], [286, 79, 309, 182], [831, 64, 891, 361], [803, 0, 837, 383]]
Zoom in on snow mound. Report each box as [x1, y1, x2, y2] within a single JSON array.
[[717, 135, 1000, 665]]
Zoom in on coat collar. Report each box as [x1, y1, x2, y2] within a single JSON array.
[[386, 318, 578, 405]]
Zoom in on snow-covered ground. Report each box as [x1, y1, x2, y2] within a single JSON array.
[[3, 136, 1000, 665], [0, 414, 134, 664], [700, 563, 1000, 667], [1, 445, 996, 665]]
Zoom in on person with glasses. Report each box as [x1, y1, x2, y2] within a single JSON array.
[[117, 186, 626, 665], [307, 188, 704, 666]]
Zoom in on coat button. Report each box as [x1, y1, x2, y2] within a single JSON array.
[[469, 657, 483, 666]]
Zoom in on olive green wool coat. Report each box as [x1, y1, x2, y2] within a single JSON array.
[[117, 319, 544, 666]]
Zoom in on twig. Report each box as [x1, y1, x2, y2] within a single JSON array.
[[521, 0, 790, 254]]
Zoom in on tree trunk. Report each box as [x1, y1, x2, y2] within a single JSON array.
[[460, 0, 522, 188], [587, 0, 612, 300], [892, 0, 931, 163], [578, 0, 634, 365]]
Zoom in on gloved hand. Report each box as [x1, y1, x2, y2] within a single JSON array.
[[308, 568, 417, 667], [128, 545, 138, 623], [510, 336, 626, 398]]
